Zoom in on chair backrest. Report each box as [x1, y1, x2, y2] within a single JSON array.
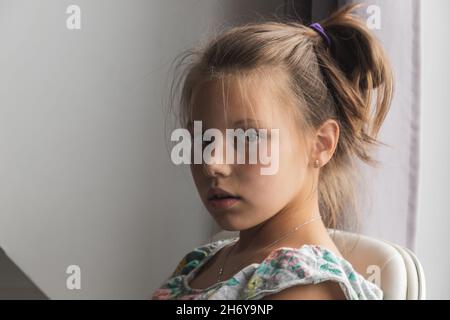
[[329, 229, 426, 300], [211, 229, 426, 300]]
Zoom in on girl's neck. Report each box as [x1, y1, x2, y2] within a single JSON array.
[[233, 194, 327, 255]]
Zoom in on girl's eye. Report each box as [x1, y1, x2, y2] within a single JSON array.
[[235, 129, 261, 144], [246, 131, 259, 142], [201, 134, 215, 148], [191, 129, 265, 150], [202, 139, 212, 148]]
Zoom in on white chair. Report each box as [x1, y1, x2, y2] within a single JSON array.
[[210, 229, 426, 300]]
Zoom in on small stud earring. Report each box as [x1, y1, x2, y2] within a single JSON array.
[[314, 159, 320, 168]]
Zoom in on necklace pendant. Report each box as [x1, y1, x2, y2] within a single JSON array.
[[217, 266, 224, 282]]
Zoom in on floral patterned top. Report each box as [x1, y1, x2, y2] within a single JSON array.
[[151, 237, 383, 300]]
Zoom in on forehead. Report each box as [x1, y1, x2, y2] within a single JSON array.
[[190, 71, 290, 128]]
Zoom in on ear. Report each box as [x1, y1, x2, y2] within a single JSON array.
[[310, 119, 340, 168]]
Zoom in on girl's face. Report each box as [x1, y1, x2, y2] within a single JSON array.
[[189, 75, 315, 231]]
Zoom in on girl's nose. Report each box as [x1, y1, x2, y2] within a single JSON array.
[[201, 142, 232, 178], [202, 161, 232, 178]]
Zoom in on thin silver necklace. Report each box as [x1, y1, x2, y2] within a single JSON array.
[[217, 215, 321, 282]]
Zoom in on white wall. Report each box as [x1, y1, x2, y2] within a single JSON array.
[[416, 0, 450, 300], [0, 0, 284, 299]]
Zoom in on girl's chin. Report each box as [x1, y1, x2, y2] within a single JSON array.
[[212, 219, 245, 233]]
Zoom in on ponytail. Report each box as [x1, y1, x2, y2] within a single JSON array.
[[308, 3, 394, 230], [313, 3, 394, 163]]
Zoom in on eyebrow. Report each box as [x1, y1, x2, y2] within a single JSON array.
[[231, 119, 262, 127], [186, 119, 263, 129]]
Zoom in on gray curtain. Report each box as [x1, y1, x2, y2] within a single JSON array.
[[285, 0, 421, 250]]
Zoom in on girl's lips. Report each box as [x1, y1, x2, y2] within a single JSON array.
[[208, 197, 241, 209]]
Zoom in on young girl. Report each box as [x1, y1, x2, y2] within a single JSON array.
[[152, 3, 393, 300]]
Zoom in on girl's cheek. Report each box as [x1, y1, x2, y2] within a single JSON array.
[[239, 164, 279, 191]]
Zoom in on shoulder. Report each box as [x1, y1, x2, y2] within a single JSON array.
[[243, 244, 383, 300], [262, 280, 346, 300]]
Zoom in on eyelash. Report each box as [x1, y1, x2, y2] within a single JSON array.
[[198, 128, 265, 148], [238, 129, 261, 143]]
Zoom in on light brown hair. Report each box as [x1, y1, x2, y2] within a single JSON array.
[[167, 3, 394, 232]]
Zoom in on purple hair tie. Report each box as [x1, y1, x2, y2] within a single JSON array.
[[309, 22, 331, 47]]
